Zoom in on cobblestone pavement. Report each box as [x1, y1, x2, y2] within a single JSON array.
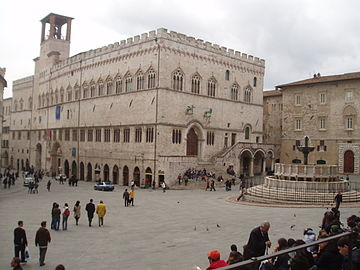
[[0, 177, 359, 270]]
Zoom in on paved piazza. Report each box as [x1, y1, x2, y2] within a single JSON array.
[[0, 178, 358, 270]]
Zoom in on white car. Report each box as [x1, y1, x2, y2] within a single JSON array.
[[23, 177, 34, 186]]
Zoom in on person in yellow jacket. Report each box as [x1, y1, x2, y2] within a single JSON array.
[[96, 200, 106, 227], [129, 189, 135, 206]]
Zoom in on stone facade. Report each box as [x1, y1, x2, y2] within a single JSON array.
[[2, 98, 11, 167], [277, 72, 360, 174], [7, 13, 274, 186], [0, 68, 6, 167], [263, 90, 282, 161]]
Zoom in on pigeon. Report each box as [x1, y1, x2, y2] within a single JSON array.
[[206, 227, 209, 232], [294, 214, 296, 217], [290, 225, 295, 230], [194, 226, 196, 231], [177, 201, 180, 204], [216, 224, 221, 228]]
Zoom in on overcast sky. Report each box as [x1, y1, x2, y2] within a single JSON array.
[[1, 0, 359, 98]]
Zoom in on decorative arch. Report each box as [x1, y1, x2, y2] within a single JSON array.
[[191, 72, 202, 94], [133, 167, 140, 186], [124, 71, 133, 92], [64, 160, 70, 178], [71, 160, 77, 178], [123, 165, 129, 186], [135, 69, 145, 90], [112, 165, 119, 184], [145, 167, 152, 188], [172, 67, 184, 91], [253, 150, 266, 175], [87, 163, 93, 181], [207, 76, 217, 97], [343, 105, 357, 116], [244, 124, 252, 140], [185, 121, 205, 158], [80, 162, 85, 180], [146, 67, 156, 89], [239, 149, 253, 177], [244, 85, 253, 103], [103, 164, 110, 181], [231, 82, 240, 101]]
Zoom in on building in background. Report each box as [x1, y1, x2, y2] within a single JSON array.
[[277, 72, 360, 174], [6, 13, 275, 186], [0, 68, 7, 168]]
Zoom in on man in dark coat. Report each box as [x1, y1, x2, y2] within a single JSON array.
[[35, 221, 51, 266], [334, 192, 343, 210], [14, 221, 28, 263], [244, 221, 271, 270], [85, 199, 96, 227], [123, 189, 130, 207]]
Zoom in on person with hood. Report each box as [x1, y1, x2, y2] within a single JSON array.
[[206, 250, 228, 270], [62, 203, 70, 230], [303, 228, 317, 253]]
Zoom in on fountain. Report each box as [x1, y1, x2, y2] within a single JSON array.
[[245, 136, 360, 204]]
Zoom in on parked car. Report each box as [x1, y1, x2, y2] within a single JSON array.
[[23, 177, 34, 186], [55, 174, 67, 182], [94, 181, 114, 191]]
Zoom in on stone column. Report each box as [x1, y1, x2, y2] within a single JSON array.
[[250, 157, 254, 177], [41, 22, 46, 42], [66, 18, 72, 41], [262, 158, 266, 175], [49, 15, 55, 39]]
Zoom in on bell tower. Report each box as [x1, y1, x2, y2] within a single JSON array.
[[35, 13, 74, 71]]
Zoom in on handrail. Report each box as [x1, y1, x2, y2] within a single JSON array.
[[217, 231, 355, 270]]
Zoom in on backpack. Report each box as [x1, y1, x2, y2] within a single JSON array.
[[63, 208, 70, 217]]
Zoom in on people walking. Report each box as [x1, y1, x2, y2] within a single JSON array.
[[35, 221, 51, 266], [129, 189, 135, 206], [161, 181, 166, 192], [62, 203, 70, 230], [14, 221, 28, 263], [123, 189, 129, 207], [73, 201, 81, 226], [237, 179, 246, 201], [96, 200, 107, 227], [85, 199, 95, 227], [47, 180, 51, 192], [50, 202, 57, 230]]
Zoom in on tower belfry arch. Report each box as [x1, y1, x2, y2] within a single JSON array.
[[40, 13, 73, 42]]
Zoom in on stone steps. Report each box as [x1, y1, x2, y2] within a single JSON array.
[[246, 185, 360, 203]]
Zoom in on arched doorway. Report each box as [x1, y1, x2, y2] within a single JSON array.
[[80, 162, 84, 180], [87, 163, 92, 181], [35, 143, 42, 170], [103, 164, 109, 181], [123, 166, 129, 186], [240, 150, 252, 177], [50, 142, 62, 175], [186, 128, 198, 156], [133, 167, 140, 186], [344, 150, 355, 173], [113, 165, 119, 184], [64, 160, 69, 178], [253, 151, 265, 175], [72, 161, 77, 178], [145, 167, 152, 188]]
